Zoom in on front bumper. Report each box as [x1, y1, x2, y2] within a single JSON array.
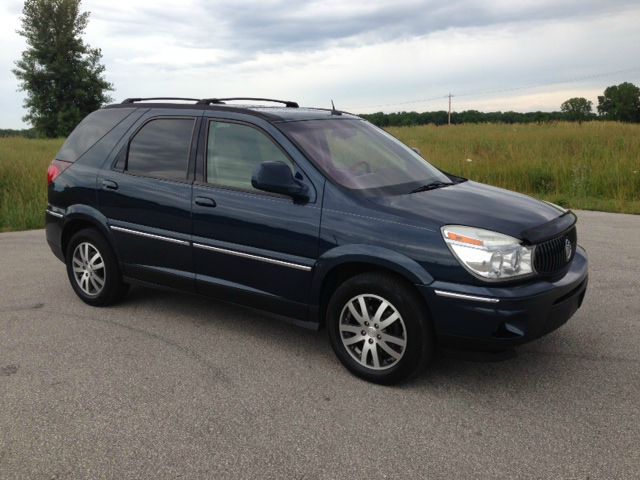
[[418, 246, 588, 351]]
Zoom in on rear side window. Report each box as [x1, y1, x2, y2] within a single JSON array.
[[206, 121, 293, 191], [56, 108, 135, 162], [126, 118, 195, 180]]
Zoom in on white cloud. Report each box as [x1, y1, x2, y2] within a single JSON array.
[[1, 0, 639, 127]]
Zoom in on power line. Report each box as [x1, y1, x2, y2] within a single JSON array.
[[352, 93, 449, 110], [349, 66, 640, 111], [454, 66, 640, 99]]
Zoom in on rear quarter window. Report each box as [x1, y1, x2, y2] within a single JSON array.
[[56, 108, 136, 162], [126, 118, 195, 181]]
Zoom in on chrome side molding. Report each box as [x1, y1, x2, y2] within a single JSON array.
[[46, 209, 64, 219], [193, 242, 312, 271], [110, 225, 189, 246], [109, 225, 312, 271], [434, 290, 500, 303]]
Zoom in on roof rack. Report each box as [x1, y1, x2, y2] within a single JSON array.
[[121, 97, 201, 104], [196, 97, 299, 108]]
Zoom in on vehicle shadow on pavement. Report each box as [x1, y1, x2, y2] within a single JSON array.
[[118, 285, 590, 395], [121, 285, 333, 356]]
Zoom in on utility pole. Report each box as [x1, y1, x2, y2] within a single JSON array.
[[447, 93, 453, 125]]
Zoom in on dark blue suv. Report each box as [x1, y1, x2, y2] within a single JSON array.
[[46, 97, 588, 384]]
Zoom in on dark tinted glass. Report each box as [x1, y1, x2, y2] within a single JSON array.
[[113, 145, 126, 170], [206, 121, 293, 191], [281, 119, 450, 191], [127, 118, 194, 180], [57, 108, 135, 162]]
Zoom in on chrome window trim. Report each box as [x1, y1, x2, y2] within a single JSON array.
[[192, 242, 312, 271], [110, 225, 189, 246], [434, 290, 500, 304]]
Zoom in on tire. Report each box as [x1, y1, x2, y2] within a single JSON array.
[[65, 228, 128, 306], [327, 272, 434, 384]]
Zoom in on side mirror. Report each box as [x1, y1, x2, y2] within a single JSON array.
[[251, 161, 309, 202]]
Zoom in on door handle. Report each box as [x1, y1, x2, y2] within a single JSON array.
[[194, 196, 216, 207], [102, 179, 118, 190]]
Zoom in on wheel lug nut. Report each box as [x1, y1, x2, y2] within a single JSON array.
[[364, 321, 369, 326], [374, 324, 379, 329], [361, 330, 366, 336], [377, 334, 382, 339], [368, 338, 374, 344]]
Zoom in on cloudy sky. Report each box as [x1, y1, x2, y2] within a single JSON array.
[[1, 0, 639, 128]]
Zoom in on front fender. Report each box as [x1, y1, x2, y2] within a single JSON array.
[[311, 244, 435, 304]]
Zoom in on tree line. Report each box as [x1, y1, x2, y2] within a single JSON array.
[[361, 82, 640, 127], [0, 128, 37, 138], [362, 110, 569, 127]]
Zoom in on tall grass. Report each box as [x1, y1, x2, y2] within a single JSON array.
[[388, 121, 640, 214], [0, 121, 638, 232], [0, 137, 63, 231]]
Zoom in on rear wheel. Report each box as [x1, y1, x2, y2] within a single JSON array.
[[327, 272, 434, 384], [65, 228, 128, 306]]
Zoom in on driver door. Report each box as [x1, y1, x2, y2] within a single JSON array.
[[191, 118, 321, 319]]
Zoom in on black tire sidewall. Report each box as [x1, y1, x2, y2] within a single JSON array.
[[327, 273, 433, 384], [65, 228, 124, 306]]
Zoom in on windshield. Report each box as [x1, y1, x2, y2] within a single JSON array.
[[280, 119, 451, 192]]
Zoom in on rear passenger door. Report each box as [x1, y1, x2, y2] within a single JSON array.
[[191, 117, 321, 319], [98, 113, 199, 290]]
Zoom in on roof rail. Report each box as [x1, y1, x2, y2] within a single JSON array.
[[121, 97, 201, 104], [197, 97, 299, 108]]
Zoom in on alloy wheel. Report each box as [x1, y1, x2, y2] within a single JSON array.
[[338, 294, 407, 370], [72, 242, 106, 296]]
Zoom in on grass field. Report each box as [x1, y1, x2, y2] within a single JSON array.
[[0, 121, 638, 232], [389, 121, 640, 214], [0, 137, 64, 232]]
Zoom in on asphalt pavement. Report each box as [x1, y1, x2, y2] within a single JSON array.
[[0, 210, 639, 479]]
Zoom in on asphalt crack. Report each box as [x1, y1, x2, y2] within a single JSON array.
[[39, 307, 232, 384], [0, 303, 44, 313], [1, 364, 18, 376]]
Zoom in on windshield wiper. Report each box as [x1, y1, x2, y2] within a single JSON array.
[[408, 181, 453, 194]]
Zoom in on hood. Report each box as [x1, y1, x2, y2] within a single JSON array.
[[369, 180, 574, 242]]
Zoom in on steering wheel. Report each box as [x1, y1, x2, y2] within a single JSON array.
[[348, 161, 372, 175]]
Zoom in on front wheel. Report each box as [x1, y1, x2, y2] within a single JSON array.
[[327, 272, 434, 384]]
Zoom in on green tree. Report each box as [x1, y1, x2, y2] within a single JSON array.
[[13, 0, 113, 137], [597, 82, 640, 122], [561, 97, 592, 124]]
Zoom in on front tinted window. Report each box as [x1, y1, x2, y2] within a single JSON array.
[[281, 119, 450, 192], [206, 121, 293, 191], [127, 118, 194, 180], [57, 108, 135, 162]]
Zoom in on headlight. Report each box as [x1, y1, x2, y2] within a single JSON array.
[[442, 225, 534, 281]]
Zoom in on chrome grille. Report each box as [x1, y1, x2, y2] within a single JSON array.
[[533, 227, 577, 274]]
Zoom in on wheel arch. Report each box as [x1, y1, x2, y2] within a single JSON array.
[[311, 245, 434, 326], [61, 205, 115, 259]]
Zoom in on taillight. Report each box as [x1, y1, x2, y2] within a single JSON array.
[[47, 159, 72, 185]]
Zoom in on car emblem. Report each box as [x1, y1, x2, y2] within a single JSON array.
[[565, 238, 572, 261]]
